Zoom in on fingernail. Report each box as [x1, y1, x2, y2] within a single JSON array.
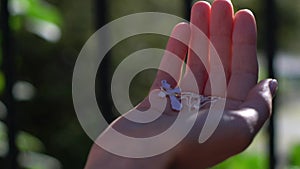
[[269, 79, 278, 98]]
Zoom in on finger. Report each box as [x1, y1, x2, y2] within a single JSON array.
[[239, 79, 278, 132], [227, 10, 258, 101], [181, 1, 211, 94], [151, 23, 190, 90], [204, 0, 233, 97]]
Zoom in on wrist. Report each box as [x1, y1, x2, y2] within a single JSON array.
[[86, 112, 177, 169]]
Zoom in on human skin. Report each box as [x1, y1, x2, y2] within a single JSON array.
[[84, 0, 278, 169]]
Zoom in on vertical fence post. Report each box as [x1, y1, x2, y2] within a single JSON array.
[[265, 0, 278, 168], [94, 0, 116, 123], [95, 0, 107, 29], [0, 0, 18, 168], [185, 0, 193, 21]]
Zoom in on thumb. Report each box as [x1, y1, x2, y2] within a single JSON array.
[[239, 79, 278, 123]]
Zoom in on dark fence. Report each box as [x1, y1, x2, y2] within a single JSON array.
[[265, 0, 278, 168], [1, 0, 18, 168]]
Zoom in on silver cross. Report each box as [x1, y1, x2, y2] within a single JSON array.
[[159, 80, 223, 112], [159, 80, 182, 111]]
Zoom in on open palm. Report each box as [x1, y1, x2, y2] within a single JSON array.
[[85, 1, 278, 169]]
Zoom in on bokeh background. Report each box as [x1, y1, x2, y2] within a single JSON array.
[[0, 0, 300, 168]]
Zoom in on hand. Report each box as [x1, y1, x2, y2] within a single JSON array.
[[85, 0, 278, 169]]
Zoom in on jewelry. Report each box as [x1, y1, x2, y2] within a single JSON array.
[[159, 80, 182, 111], [181, 92, 220, 111], [159, 80, 223, 111]]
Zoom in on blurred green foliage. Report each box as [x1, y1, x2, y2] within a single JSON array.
[[0, 121, 61, 168], [289, 143, 300, 167], [16, 131, 45, 152], [1, 0, 64, 168], [212, 152, 267, 169], [9, 0, 63, 42]]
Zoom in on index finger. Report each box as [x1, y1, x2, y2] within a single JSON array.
[[151, 23, 190, 90]]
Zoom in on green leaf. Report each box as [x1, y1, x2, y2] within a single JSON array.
[[18, 152, 62, 169], [17, 131, 45, 152], [25, 16, 62, 42], [10, 0, 63, 26], [9, 0, 63, 42], [25, 0, 62, 26]]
